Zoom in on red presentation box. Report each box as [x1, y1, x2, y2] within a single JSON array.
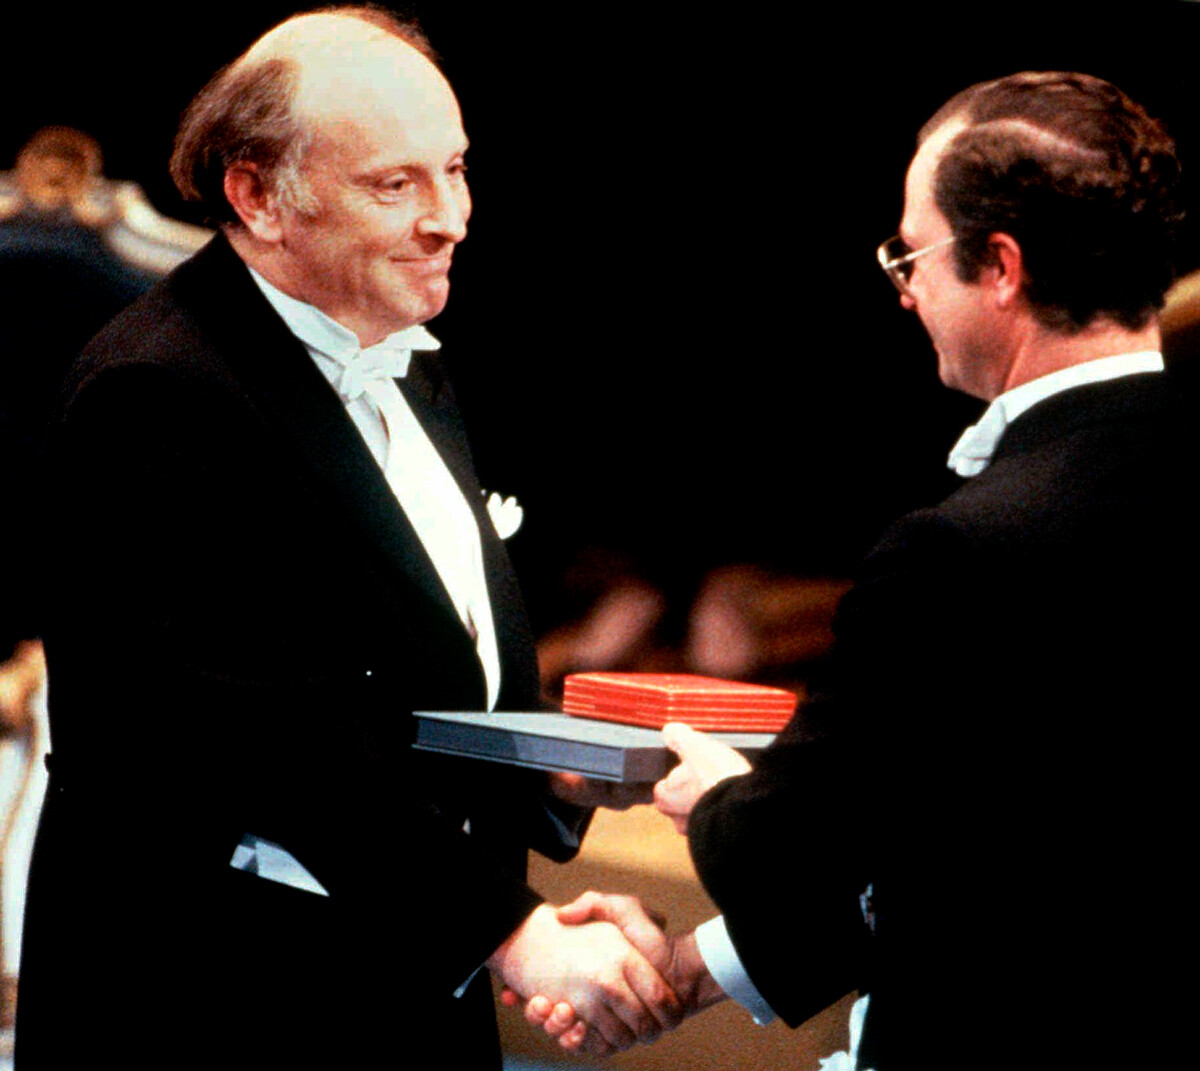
[[563, 672, 797, 732]]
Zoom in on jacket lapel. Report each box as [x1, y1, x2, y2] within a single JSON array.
[[398, 355, 539, 709]]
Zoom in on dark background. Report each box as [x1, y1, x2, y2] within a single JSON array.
[[5, 2, 1200, 633]]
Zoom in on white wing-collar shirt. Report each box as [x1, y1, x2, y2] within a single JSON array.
[[247, 267, 501, 711]]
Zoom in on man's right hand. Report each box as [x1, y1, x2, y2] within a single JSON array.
[[488, 903, 683, 1056], [518, 891, 727, 1052]]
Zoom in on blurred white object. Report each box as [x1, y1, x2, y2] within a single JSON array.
[[817, 995, 872, 1071], [1, 644, 49, 1007]]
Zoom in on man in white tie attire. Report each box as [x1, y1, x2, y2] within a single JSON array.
[[524, 70, 1199, 1071], [16, 8, 680, 1068]]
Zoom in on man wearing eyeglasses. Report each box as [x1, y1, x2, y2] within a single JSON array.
[[525, 71, 1198, 1069]]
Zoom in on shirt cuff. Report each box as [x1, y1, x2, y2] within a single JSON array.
[[694, 915, 777, 1026]]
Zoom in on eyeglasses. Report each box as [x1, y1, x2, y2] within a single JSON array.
[[876, 234, 956, 298]]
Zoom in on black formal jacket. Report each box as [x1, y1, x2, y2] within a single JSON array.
[[688, 373, 1198, 1070], [17, 234, 572, 1069]]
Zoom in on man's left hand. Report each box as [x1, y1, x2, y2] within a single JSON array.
[[654, 722, 751, 833]]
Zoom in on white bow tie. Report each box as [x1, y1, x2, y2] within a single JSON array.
[[947, 400, 1009, 477], [334, 347, 413, 402], [325, 326, 441, 403]]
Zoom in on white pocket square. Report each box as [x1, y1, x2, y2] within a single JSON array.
[[485, 492, 523, 539], [230, 833, 329, 897]]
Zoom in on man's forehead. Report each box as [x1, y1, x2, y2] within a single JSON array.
[[243, 12, 457, 133], [910, 117, 968, 186], [902, 116, 968, 235]]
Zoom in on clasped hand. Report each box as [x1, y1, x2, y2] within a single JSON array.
[[488, 901, 683, 1057], [505, 892, 725, 1056], [507, 723, 750, 1055]]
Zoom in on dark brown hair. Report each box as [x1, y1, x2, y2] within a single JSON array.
[[920, 71, 1183, 332]]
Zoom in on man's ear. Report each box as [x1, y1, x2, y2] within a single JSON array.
[[985, 232, 1025, 308], [223, 163, 284, 243]]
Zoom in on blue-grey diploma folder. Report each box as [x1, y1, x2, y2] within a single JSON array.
[[412, 711, 774, 783]]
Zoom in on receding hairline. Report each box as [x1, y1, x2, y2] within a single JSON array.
[[237, 10, 450, 133], [920, 112, 1109, 178], [168, 7, 446, 221]]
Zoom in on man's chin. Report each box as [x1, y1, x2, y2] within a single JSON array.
[[376, 284, 450, 332], [409, 292, 450, 327]]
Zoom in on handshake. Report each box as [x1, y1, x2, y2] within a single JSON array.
[[487, 722, 754, 1058]]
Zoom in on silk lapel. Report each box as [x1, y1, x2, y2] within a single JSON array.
[[397, 357, 538, 709], [396, 353, 478, 497]]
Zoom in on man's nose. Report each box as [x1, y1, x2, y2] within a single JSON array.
[[417, 179, 470, 242]]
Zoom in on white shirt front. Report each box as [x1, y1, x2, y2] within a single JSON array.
[[247, 267, 501, 710]]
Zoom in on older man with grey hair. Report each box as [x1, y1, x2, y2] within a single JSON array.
[[16, 8, 679, 1068]]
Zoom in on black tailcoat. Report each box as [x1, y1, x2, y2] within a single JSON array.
[[688, 373, 1199, 1069], [17, 234, 569, 1069]]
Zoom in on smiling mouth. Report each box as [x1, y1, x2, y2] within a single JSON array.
[[396, 251, 452, 265], [395, 256, 452, 277]]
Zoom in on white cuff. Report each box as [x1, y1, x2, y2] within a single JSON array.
[[229, 834, 329, 897], [694, 915, 776, 1025]]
